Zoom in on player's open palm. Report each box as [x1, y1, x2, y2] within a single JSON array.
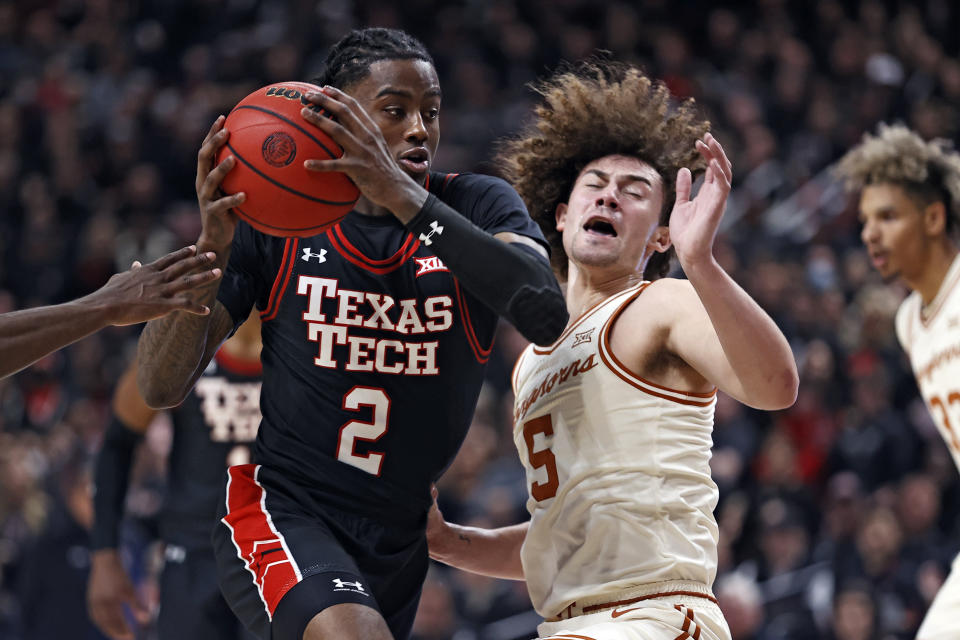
[[196, 115, 245, 249], [87, 549, 151, 640], [86, 245, 221, 325], [669, 133, 733, 269]]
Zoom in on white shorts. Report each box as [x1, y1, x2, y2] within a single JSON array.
[[536, 582, 731, 640], [917, 553, 960, 639]]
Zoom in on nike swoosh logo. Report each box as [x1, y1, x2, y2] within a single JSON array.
[[611, 606, 643, 618]]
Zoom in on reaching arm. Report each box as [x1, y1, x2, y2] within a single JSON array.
[[0, 246, 220, 380], [403, 196, 568, 346], [657, 133, 797, 409], [425, 489, 527, 580], [88, 359, 155, 640]]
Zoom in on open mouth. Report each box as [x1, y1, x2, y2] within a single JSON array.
[[399, 148, 430, 173], [583, 217, 617, 237]]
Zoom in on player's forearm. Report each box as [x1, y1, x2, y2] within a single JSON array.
[[428, 521, 528, 580], [684, 258, 798, 409], [137, 236, 230, 407], [91, 416, 143, 549], [0, 300, 112, 378], [404, 195, 568, 345]]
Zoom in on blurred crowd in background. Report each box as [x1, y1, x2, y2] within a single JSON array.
[[1, 0, 959, 639]]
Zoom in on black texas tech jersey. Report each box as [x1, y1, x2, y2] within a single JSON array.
[[162, 350, 262, 549], [217, 172, 548, 517]]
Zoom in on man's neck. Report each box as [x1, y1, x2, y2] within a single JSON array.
[[909, 240, 959, 307], [564, 264, 645, 321]]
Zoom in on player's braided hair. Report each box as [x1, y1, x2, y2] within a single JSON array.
[[312, 28, 434, 90], [497, 60, 709, 281], [834, 123, 960, 235]]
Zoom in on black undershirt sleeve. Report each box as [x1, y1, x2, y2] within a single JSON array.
[[90, 416, 143, 550], [405, 194, 568, 346]]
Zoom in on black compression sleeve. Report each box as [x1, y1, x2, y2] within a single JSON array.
[[406, 194, 568, 345], [91, 416, 143, 550]]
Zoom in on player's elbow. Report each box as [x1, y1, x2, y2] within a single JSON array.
[[137, 369, 187, 409], [758, 365, 800, 410], [509, 287, 569, 346]]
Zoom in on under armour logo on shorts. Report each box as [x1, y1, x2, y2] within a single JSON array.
[[331, 577, 368, 595]]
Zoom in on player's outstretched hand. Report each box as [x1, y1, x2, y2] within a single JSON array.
[[196, 115, 245, 249], [299, 87, 420, 213], [84, 245, 222, 325], [87, 549, 152, 640], [669, 132, 733, 269]]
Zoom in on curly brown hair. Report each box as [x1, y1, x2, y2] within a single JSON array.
[[497, 61, 710, 280], [834, 123, 960, 235]]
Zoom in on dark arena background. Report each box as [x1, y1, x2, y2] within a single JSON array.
[[2, 1, 959, 639]]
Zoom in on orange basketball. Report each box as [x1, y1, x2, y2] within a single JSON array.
[[215, 81, 359, 237]]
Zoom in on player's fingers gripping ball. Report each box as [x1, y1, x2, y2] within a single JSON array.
[[215, 82, 360, 237]]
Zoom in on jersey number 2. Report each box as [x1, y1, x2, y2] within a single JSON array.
[[523, 415, 559, 501], [337, 386, 390, 475]]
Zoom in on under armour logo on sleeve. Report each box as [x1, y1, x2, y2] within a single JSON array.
[[418, 221, 444, 246], [301, 247, 327, 263]]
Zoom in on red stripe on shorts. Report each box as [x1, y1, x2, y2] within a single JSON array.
[[223, 464, 301, 618]]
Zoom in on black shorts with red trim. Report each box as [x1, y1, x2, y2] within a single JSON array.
[[158, 544, 258, 640], [212, 463, 428, 640]]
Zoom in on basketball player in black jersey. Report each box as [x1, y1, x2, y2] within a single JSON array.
[[136, 28, 567, 640], [87, 312, 262, 640]]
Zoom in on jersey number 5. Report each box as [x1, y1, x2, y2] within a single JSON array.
[[337, 386, 390, 475], [523, 415, 559, 501]]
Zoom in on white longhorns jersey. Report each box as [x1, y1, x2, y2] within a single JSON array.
[[896, 253, 960, 474], [511, 282, 720, 617]]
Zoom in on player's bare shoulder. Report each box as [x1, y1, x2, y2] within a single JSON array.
[[611, 277, 712, 392], [624, 277, 697, 321]]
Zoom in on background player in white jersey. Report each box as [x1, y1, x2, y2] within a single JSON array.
[[427, 61, 798, 640], [835, 123, 960, 640]]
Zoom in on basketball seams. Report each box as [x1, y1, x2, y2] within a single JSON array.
[[218, 82, 359, 238], [232, 104, 340, 161], [226, 142, 356, 209]]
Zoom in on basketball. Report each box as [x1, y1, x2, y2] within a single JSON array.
[[215, 81, 360, 237]]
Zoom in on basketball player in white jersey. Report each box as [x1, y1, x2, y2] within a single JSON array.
[[835, 123, 960, 640], [427, 62, 798, 640]]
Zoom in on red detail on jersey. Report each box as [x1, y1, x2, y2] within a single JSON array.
[[222, 465, 299, 618], [441, 173, 459, 191], [215, 348, 263, 376], [261, 238, 300, 322], [453, 279, 492, 363], [414, 256, 448, 277], [327, 225, 421, 274]]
